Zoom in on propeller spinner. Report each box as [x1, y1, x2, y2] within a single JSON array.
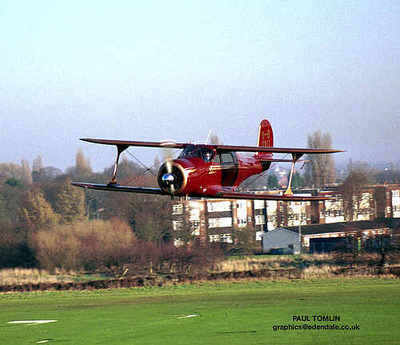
[[157, 162, 185, 194]]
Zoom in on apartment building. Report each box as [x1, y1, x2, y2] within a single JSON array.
[[171, 184, 400, 245]]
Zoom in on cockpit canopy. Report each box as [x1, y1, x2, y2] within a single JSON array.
[[179, 145, 215, 162]]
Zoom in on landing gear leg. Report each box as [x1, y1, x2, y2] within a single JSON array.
[[284, 153, 303, 196], [109, 145, 128, 185]]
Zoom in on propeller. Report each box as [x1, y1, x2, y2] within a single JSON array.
[[158, 163, 185, 195], [162, 146, 175, 174], [157, 141, 184, 194]]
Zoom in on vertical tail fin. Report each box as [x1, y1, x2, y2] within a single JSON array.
[[258, 119, 273, 147], [256, 119, 273, 170]]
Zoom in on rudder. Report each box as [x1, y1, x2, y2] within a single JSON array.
[[257, 119, 273, 147], [256, 119, 273, 170]]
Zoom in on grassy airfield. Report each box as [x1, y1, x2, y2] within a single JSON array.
[[1, 278, 399, 345]]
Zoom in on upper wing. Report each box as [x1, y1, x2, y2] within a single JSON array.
[[71, 182, 167, 195], [213, 190, 333, 201], [81, 138, 188, 149], [81, 138, 342, 154], [213, 144, 342, 154]]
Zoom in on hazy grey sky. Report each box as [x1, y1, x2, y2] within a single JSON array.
[[1, 0, 399, 171]]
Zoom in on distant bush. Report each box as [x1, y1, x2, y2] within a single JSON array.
[[33, 218, 136, 271], [0, 222, 36, 268], [156, 243, 224, 273], [32, 218, 223, 274]]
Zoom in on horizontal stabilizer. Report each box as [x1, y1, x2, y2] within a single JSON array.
[[215, 191, 333, 202], [260, 158, 309, 163]]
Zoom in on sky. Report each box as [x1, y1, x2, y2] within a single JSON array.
[[0, 0, 399, 172]]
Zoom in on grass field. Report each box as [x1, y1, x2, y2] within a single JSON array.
[[1, 278, 399, 345]]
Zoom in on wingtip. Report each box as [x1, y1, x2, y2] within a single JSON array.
[[71, 182, 88, 188]]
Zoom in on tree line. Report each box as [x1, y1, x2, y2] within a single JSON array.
[[1, 131, 399, 271], [0, 150, 180, 270]]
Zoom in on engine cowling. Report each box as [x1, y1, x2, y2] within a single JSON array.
[[157, 162, 186, 194]]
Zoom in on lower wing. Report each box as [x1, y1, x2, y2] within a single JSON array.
[[72, 183, 332, 201], [71, 182, 166, 195]]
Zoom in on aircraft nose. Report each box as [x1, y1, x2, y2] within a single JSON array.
[[162, 173, 175, 183], [158, 163, 185, 194]]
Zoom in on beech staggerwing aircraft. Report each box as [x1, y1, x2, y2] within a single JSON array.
[[72, 120, 343, 201]]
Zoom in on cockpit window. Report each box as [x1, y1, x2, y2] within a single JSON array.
[[221, 152, 234, 165], [179, 145, 215, 162], [200, 148, 215, 162], [179, 145, 199, 159], [211, 153, 220, 164]]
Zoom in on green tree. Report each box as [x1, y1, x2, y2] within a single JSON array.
[[4, 177, 23, 187], [0, 221, 36, 268], [20, 189, 59, 232], [0, 179, 25, 224], [0, 192, 8, 222], [54, 177, 86, 224]]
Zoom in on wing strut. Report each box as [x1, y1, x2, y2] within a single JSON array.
[[284, 153, 303, 196], [109, 145, 129, 184]]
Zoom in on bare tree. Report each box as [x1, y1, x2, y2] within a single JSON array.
[[66, 149, 92, 179], [153, 155, 161, 172], [21, 160, 32, 185], [304, 131, 336, 187], [32, 155, 44, 182], [32, 155, 44, 173], [339, 164, 371, 221], [75, 149, 92, 178]]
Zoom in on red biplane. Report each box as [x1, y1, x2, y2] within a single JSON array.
[[72, 120, 342, 201]]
